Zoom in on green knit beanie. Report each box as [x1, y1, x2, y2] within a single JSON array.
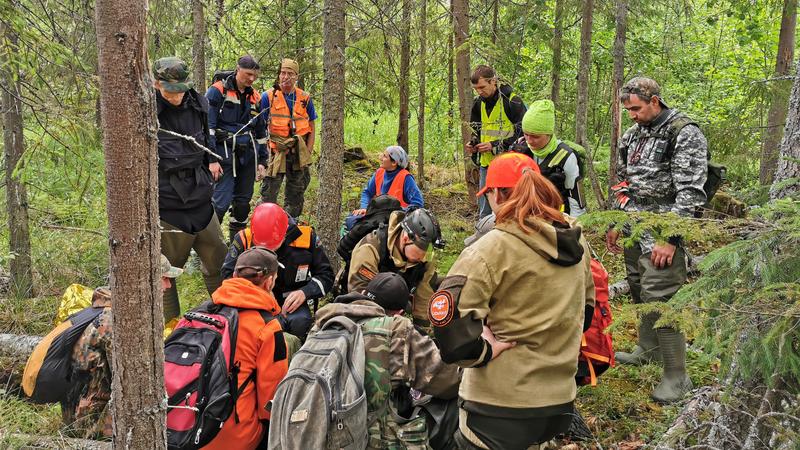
[[522, 99, 555, 135]]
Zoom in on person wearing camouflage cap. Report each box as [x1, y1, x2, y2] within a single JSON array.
[[302, 272, 460, 449], [347, 208, 445, 328], [259, 58, 318, 219], [607, 76, 708, 403], [62, 255, 182, 439], [154, 57, 228, 322]]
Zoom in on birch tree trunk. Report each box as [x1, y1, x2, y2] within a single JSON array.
[[416, 0, 427, 187], [609, 0, 627, 198], [95, 0, 166, 446], [1, 10, 33, 298], [316, 0, 346, 270], [770, 58, 800, 201], [453, 0, 478, 202], [760, 0, 797, 185], [397, 0, 411, 150], [192, 0, 207, 92]]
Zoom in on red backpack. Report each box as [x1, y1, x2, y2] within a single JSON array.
[[164, 301, 274, 449], [577, 259, 615, 386]]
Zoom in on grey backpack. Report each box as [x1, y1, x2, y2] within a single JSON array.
[[268, 316, 368, 450]]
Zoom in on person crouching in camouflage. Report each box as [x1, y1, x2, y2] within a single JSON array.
[[606, 77, 707, 403], [313, 273, 461, 449], [62, 255, 183, 439]]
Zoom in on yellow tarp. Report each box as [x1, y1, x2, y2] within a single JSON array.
[[54, 284, 93, 325]]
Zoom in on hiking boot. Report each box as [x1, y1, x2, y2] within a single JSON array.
[[615, 312, 660, 365], [652, 327, 693, 403]]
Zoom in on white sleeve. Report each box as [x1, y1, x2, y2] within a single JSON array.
[[562, 153, 580, 189]]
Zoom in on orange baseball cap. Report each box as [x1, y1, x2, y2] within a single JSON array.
[[476, 153, 541, 197]]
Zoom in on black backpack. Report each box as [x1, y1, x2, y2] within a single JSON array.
[[333, 195, 403, 296], [211, 70, 234, 86], [23, 306, 106, 403]]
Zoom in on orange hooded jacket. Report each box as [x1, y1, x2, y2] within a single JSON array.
[[202, 277, 288, 450]]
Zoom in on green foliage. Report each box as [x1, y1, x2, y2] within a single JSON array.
[[670, 199, 800, 385]]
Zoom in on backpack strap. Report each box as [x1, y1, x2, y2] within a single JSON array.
[[361, 316, 394, 425], [663, 113, 700, 160]]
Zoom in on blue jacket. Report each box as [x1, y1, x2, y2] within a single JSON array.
[[360, 168, 424, 210], [206, 75, 268, 166]]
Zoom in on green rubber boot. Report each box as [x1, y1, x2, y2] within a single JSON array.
[[652, 327, 693, 403], [615, 312, 660, 365]]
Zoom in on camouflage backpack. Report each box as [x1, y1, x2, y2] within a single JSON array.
[[362, 317, 430, 450]]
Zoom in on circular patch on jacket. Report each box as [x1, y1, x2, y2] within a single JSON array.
[[428, 291, 454, 327]]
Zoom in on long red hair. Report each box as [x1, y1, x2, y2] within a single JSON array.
[[495, 168, 566, 233]]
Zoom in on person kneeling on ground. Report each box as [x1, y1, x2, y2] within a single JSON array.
[[221, 202, 333, 343], [204, 247, 289, 450], [317, 272, 461, 449], [345, 145, 424, 231], [62, 255, 183, 439]]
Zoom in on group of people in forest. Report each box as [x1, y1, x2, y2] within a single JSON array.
[[56, 54, 708, 450]]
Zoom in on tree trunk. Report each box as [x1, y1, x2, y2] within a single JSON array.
[[609, 0, 627, 200], [770, 58, 800, 201], [416, 0, 427, 187], [760, 0, 797, 185], [1, 10, 33, 299], [448, 8, 455, 154], [95, 0, 166, 446], [192, 0, 207, 92], [575, 0, 593, 148], [397, 0, 411, 150], [491, 0, 499, 45], [453, 0, 478, 202], [550, 0, 563, 107], [316, 0, 346, 271]]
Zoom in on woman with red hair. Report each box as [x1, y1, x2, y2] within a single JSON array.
[[429, 153, 595, 450]]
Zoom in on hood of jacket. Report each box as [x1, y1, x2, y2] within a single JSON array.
[[315, 298, 386, 327], [494, 215, 585, 267], [212, 277, 281, 314]]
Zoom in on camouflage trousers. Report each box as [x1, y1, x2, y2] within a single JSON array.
[[367, 408, 430, 450], [623, 244, 688, 304], [260, 166, 311, 219]]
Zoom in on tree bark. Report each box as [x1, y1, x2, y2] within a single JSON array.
[[397, 0, 411, 150], [453, 0, 478, 202], [491, 0, 499, 45], [94, 0, 166, 446], [609, 0, 627, 200], [316, 0, 346, 271], [760, 0, 797, 185], [1, 12, 33, 298], [192, 0, 207, 92], [448, 8, 455, 152], [416, 0, 427, 187], [575, 0, 593, 148], [550, 0, 563, 107], [770, 58, 800, 201]]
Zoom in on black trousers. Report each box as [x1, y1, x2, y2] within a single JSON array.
[[454, 409, 573, 450]]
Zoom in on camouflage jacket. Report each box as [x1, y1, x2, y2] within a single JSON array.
[[617, 108, 708, 251], [313, 298, 460, 449], [62, 287, 113, 439]]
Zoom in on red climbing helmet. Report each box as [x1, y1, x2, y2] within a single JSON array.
[[251, 203, 289, 250]]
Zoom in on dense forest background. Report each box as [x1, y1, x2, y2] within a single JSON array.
[[1, 0, 799, 448]]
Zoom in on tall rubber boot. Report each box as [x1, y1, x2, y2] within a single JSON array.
[[162, 283, 181, 322], [616, 312, 660, 365], [652, 327, 693, 403], [228, 219, 247, 243]]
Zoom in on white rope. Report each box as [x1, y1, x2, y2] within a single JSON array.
[[157, 128, 222, 160]]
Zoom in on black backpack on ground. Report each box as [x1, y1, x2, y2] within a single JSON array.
[[332, 195, 403, 296]]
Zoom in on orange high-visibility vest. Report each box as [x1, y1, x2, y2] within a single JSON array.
[[267, 88, 312, 139], [375, 168, 410, 208], [211, 81, 261, 109]]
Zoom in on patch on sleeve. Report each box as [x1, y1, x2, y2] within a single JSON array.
[[357, 266, 377, 281], [428, 291, 454, 327]]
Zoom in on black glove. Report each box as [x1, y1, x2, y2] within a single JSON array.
[[215, 130, 230, 146]]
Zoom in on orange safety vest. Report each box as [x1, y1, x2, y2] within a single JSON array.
[[267, 87, 312, 140], [211, 81, 261, 111], [375, 168, 410, 208]]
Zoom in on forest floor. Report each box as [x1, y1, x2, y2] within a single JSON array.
[[0, 139, 724, 449]]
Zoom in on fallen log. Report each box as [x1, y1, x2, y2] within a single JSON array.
[[0, 333, 41, 356], [0, 432, 110, 450]]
